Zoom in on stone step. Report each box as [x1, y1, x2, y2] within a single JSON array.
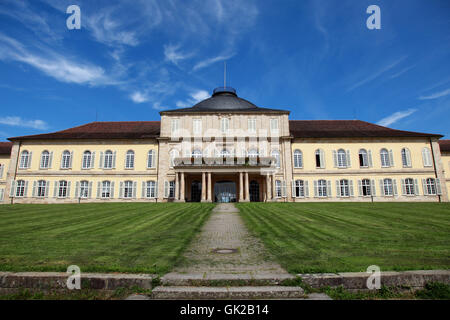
[[161, 273, 296, 286], [151, 286, 305, 300]]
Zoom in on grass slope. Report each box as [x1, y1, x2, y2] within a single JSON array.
[[0, 203, 214, 274], [236, 202, 450, 274]]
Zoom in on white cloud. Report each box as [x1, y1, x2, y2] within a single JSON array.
[[348, 56, 407, 91], [152, 102, 169, 110], [0, 116, 48, 130], [176, 90, 209, 108], [164, 44, 193, 66], [193, 53, 235, 71], [130, 91, 149, 103], [389, 65, 415, 79], [0, 33, 115, 86], [419, 88, 450, 100], [377, 109, 417, 127]]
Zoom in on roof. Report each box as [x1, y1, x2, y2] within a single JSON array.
[[438, 140, 450, 153], [0, 142, 12, 155], [8, 121, 160, 141], [289, 120, 443, 138], [161, 87, 289, 114]]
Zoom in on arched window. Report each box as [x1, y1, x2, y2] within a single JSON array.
[[170, 149, 179, 167], [16, 180, 26, 197], [380, 149, 390, 167], [359, 149, 368, 167], [293, 150, 303, 168], [147, 150, 155, 168], [82, 151, 92, 169], [80, 181, 89, 198], [20, 150, 30, 169], [315, 149, 325, 168], [337, 149, 347, 168], [383, 178, 393, 196], [125, 150, 135, 169], [61, 150, 71, 169], [40, 151, 50, 169], [401, 148, 411, 167], [271, 150, 280, 168], [422, 147, 432, 167], [104, 150, 113, 168]]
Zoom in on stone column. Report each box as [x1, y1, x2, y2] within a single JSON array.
[[174, 172, 179, 201], [207, 172, 212, 202], [272, 173, 276, 200], [180, 172, 185, 202], [239, 172, 244, 202], [201, 172, 206, 202], [244, 172, 250, 201], [266, 174, 271, 201]]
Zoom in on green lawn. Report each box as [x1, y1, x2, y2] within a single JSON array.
[[236, 202, 450, 274], [0, 203, 214, 274]]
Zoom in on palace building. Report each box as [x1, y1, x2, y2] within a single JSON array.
[[0, 87, 448, 203]]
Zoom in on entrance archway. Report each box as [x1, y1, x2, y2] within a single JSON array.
[[250, 180, 260, 202], [191, 180, 201, 202], [214, 181, 236, 203]]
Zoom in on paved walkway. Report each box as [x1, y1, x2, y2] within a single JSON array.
[[174, 203, 289, 275]]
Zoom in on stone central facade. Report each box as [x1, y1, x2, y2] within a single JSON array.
[[0, 87, 448, 203]]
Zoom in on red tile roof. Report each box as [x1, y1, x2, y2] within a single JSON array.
[[0, 142, 12, 155], [438, 140, 450, 153], [7, 120, 442, 141], [8, 121, 161, 141], [289, 120, 442, 138]]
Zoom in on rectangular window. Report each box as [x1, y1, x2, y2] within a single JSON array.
[[362, 179, 372, 196], [102, 182, 111, 198], [169, 181, 175, 198], [248, 118, 256, 133], [171, 119, 180, 135], [123, 181, 134, 198], [383, 179, 393, 196], [37, 181, 46, 197], [220, 118, 229, 134], [193, 119, 202, 134], [270, 119, 279, 133], [275, 180, 282, 198], [146, 181, 156, 198]]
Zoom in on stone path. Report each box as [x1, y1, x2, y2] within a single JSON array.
[[173, 203, 288, 275]]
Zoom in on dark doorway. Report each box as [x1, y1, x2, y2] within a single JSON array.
[[250, 180, 260, 202], [214, 181, 236, 203], [191, 180, 201, 202]]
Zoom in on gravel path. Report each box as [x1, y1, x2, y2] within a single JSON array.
[[174, 203, 288, 275]]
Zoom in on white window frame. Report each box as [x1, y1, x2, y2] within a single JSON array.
[[193, 119, 202, 135], [361, 179, 372, 196], [315, 149, 325, 168], [169, 181, 175, 198], [101, 181, 112, 198], [123, 181, 134, 198], [359, 149, 369, 168], [401, 148, 412, 167], [293, 149, 303, 168], [339, 179, 350, 197], [294, 180, 305, 198], [317, 179, 327, 197], [125, 150, 135, 169], [146, 181, 157, 198], [426, 178, 436, 195], [19, 150, 30, 169], [422, 147, 433, 167], [16, 180, 26, 197], [270, 118, 279, 133], [37, 180, 47, 198], [82, 151, 92, 169], [61, 151, 71, 169], [404, 178, 415, 196], [171, 119, 180, 136], [271, 150, 280, 168], [58, 180, 68, 198], [380, 149, 390, 167], [248, 118, 256, 133], [79, 181, 89, 198], [220, 118, 230, 134], [104, 150, 114, 169], [147, 150, 155, 168], [337, 149, 347, 168], [40, 151, 50, 169], [275, 180, 282, 198], [383, 178, 394, 196]]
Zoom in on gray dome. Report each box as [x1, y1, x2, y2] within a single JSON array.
[[191, 87, 258, 111]]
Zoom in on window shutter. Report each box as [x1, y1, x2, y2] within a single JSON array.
[[27, 152, 32, 168], [401, 179, 406, 195], [414, 179, 419, 195], [53, 181, 58, 198], [346, 150, 351, 167], [119, 182, 124, 199], [110, 182, 115, 198], [349, 180, 354, 197], [142, 181, 146, 198], [358, 180, 362, 196], [332, 150, 337, 168], [422, 179, 427, 196], [379, 179, 384, 196], [91, 152, 95, 168], [124, 153, 128, 169], [22, 181, 28, 197], [319, 150, 325, 168], [368, 150, 373, 167], [133, 181, 137, 198], [48, 152, 53, 168], [282, 181, 287, 198], [291, 181, 296, 198], [313, 180, 318, 197], [67, 182, 71, 198], [60, 152, 64, 169], [69, 151, 74, 168], [164, 181, 169, 198], [327, 180, 332, 197], [9, 181, 16, 197], [97, 182, 101, 198], [31, 181, 36, 197], [0, 189, 3, 201], [389, 150, 394, 167], [406, 149, 412, 167], [88, 182, 93, 198], [393, 179, 398, 196], [75, 182, 80, 198], [155, 181, 158, 198], [0, 165, 3, 179], [436, 179, 442, 195], [99, 152, 104, 169], [112, 151, 117, 169], [304, 181, 309, 197], [45, 181, 50, 197], [335, 180, 340, 197], [147, 152, 151, 168]]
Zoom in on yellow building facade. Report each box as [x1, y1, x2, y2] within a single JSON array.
[[1, 87, 448, 203]]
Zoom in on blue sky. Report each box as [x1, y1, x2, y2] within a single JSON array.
[[0, 0, 449, 140]]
